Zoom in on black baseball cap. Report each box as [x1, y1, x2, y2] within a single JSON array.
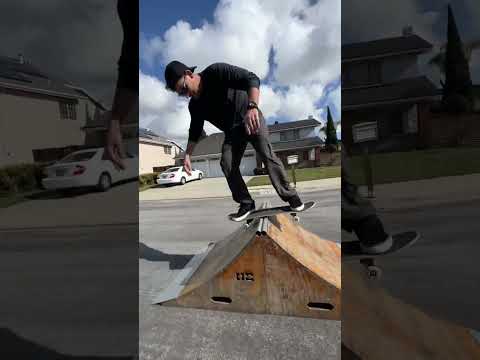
[[164, 60, 197, 91]]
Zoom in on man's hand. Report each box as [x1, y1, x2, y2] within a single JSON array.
[[105, 116, 125, 170], [244, 108, 260, 135], [183, 154, 192, 175]]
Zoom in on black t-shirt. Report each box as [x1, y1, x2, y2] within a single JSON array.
[[188, 63, 260, 143]]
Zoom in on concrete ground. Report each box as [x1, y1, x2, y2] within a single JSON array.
[[0, 224, 138, 358], [358, 173, 480, 211], [140, 190, 341, 360], [346, 173, 480, 330], [0, 181, 138, 229], [140, 176, 340, 201]]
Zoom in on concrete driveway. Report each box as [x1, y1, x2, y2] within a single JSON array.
[[140, 191, 341, 359], [140, 176, 253, 201], [140, 176, 340, 201]]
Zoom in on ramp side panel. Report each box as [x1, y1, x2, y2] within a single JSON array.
[[162, 235, 268, 313], [152, 242, 215, 304], [264, 236, 341, 320], [267, 213, 341, 289], [179, 221, 260, 295]]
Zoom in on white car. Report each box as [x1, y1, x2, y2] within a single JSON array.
[[42, 148, 138, 192], [156, 166, 204, 186]]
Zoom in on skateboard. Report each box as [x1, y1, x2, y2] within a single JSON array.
[[342, 231, 420, 280], [228, 201, 316, 223]]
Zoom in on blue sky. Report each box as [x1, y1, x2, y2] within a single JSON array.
[[140, 0, 341, 145]]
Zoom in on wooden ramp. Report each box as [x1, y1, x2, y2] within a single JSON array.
[[153, 212, 341, 320], [342, 263, 480, 359]]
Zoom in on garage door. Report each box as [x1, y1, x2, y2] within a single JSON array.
[[239, 154, 256, 176], [208, 159, 223, 178], [192, 155, 256, 177]]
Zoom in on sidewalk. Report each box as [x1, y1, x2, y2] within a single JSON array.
[[140, 177, 340, 201], [358, 173, 480, 211], [249, 177, 340, 196]]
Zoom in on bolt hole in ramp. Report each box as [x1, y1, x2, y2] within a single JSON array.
[[307, 302, 334, 311], [210, 296, 232, 304]]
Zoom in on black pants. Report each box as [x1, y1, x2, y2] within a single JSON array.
[[221, 114, 297, 206], [341, 153, 388, 246]]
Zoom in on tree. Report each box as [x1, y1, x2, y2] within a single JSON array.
[[324, 106, 338, 152], [435, 5, 474, 112]]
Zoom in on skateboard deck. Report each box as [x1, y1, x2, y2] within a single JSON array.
[[228, 201, 316, 222], [342, 231, 419, 279]]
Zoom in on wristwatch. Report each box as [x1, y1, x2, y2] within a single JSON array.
[[247, 100, 258, 110]]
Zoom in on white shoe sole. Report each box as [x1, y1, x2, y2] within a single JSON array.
[[230, 210, 253, 222], [290, 203, 305, 212]]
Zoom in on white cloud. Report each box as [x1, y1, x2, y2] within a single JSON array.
[[342, 0, 441, 45], [139, 70, 221, 145], [140, 0, 340, 142]]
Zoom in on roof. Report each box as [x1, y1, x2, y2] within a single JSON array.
[[175, 133, 324, 159], [272, 137, 324, 151], [139, 127, 176, 147], [268, 118, 321, 132], [342, 76, 440, 110], [0, 55, 86, 99], [342, 34, 433, 62]]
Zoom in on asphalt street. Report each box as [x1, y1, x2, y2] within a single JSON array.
[[0, 224, 138, 358], [140, 189, 341, 360], [367, 198, 480, 330]]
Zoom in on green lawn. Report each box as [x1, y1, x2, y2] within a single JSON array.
[[347, 147, 480, 185], [247, 166, 341, 187]]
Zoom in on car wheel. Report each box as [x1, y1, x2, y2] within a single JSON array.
[[198, 173, 203, 180], [97, 172, 112, 192], [180, 177, 186, 185]]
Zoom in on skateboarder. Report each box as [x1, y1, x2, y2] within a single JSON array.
[[105, 0, 138, 169], [164, 61, 305, 221], [341, 149, 393, 254]]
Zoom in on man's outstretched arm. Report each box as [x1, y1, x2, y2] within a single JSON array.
[[105, 0, 139, 169]]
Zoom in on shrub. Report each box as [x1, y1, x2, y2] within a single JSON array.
[[140, 173, 158, 186], [0, 163, 43, 193]]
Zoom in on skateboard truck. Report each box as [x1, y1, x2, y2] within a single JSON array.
[[359, 258, 382, 280]]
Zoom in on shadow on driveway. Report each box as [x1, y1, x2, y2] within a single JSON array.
[[26, 180, 138, 200], [139, 242, 194, 270], [0, 327, 133, 359]]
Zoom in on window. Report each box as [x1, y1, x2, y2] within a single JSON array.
[[352, 122, 378, 143], [403, 105, 418, 134], [59, 102, 77, 120], [368, 61, 381, 84], [280, 129, 300, 141], [164, 146, 172, 155], [60, 151, 96, 163]]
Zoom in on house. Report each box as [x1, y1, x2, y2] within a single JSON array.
[[175, 117, 325, 178], [0, 54, 108, 166], [342, 28, 441, 154], [139, 127, 182, 174]]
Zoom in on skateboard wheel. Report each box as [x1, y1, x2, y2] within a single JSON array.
[[366, 266, 382, 279]]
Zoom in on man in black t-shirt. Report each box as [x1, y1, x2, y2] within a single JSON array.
[[105, 0, 138, 170], [165, 61, 304, 221]]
